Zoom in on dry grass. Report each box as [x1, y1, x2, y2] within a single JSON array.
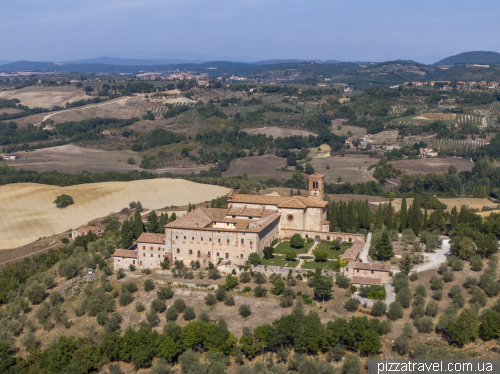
[[244, 126, 316, 137], [0, 86, 90, 109], [0, 179, 229, 250], [415, 113, 456, 121], [223, 154, 289, 180], [389, 157, 474, 176], [309, 155, 379, 184], [330, 122, 367, 139]]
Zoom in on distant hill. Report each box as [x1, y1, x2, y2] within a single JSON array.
[[68, 57, 204, 66], [0, 60, 12, 65], [435, 51, 500, 65]]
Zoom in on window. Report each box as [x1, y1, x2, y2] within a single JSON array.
[[356, 269, 359, 273], [189, 250, 193, 255], [209, 238, 212, 242], [327, 236, 330, 241], [143, 253, 145, 257], [371, 271, 374, 274], [198, 250, 200, 255], [192, 237, 194, 240], [232, 215, 236, 218], [150, 247, 153, 250], [158, 248, 160, 251], [218, 239, 221, 243], [176, 236, 178, 239], [208, 251, 211, 256], [151, 254, 153, 257], [158, 255, 160, 258], [349, 238, 352, 243], [287, 214, 294, 222], [201, 237, 203, 241], [240, 254, 243, 258], [226, 253, 229, 259], [227, 239, 230, 243], [177, 248, 180, 253], [142, 246, 145, 250], [305, 235, 308, 239], [248, 217, 252, 219], [250, 241, 253, 245], [184, 236, 186, 240], [133, 260, 135, 264], [216, 252, 219, 257], [241, 239, 244, 244]]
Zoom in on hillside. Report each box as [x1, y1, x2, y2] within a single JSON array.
[[435, 51, 500, 65]]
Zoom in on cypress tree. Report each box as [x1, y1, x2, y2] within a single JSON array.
[[384, 201, 394, 231], [423, 209, 428, 231], [133, 209, 144, 239], [400, 197, 408, 232], [121, 219, 133, 248], [376, 231, 393, 261], [362, 200, 371, 229], [451, 206, 458, 229], [328, 202, 338, 231], [375, 205, 383, 230], [346, 201, 356, 232], [147, 210, 159, 233], [296, 189, 302, 196], [412, 196, 422, 235], [159, 213, 168, 231]]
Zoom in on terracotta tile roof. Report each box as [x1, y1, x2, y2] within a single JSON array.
[[230, 193, 327, 208], [310, 173, 324, 178], [354, 262, 390, 272], [137, 232, 165, 244], [75, 225, 98, 234], [227, 205, 246, 215], [227, 205, 265, 217], [113, 249, 138, 258], [235, 221, 249, 229], [339, 239, 365, 261], [165, 208, 215, 229], [352, 276, 381, 286]]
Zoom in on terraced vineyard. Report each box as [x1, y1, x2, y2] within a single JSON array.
[[491, 102, 500, 115], [456, 113, 482, 125], [427, 139, 487, 157]]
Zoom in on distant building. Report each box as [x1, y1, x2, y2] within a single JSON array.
[[316, 83, 327, 87], [70, 225, 102, 239], [420, 148, 438, 157], [489, 82, 499, 88], [473, 64, 490, 68], [4, 153, 16, 161], [340, 261, 391, 286], [345, 138, 353, 146], [430, 81, 451, 86]]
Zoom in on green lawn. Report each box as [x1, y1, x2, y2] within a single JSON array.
[[274, 241, 312, 256], [301, 260, 339, 271], [260, 255, 298, 268], [314, 242, 352, 259]]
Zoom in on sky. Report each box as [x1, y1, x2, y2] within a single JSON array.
[[1, 0, 499, 64]]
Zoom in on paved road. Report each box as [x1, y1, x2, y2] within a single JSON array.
[[359, 233, 371, 263]]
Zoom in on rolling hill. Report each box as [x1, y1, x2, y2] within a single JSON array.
[[435, 51, 500, 65]]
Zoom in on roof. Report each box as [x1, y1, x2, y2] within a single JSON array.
[[75, 225, 98, 234], [339, 240, 365, 261], [113, 249, 138, 259], [227, 205, 265, 217], [352, 276, 381, 286], [230, 193, 327, 208], [137, 232, 166, 244], [166, 207, 280, 233], [354, 262, 390, 272]]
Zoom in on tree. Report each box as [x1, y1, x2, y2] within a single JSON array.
[[133, 209, 144, 239], [304, 163, 315, 175], [398, 254, 413, 275], [254, 272, 267, 284], [263, 246, 274, 260], [20, 331, 40, 351], [376, 231, 393, 260], [248, 253, 261, 265], [147, 211, 159, 233], [239, 304, 251, 317], [271, 277, 285, 295], [342, 353, 361, 374], [54, 194, 74, 208], [388, 302, 403, 320], [144, 279, 155, 292], [205, 293, 216, 306], [239, 272, 251, 283], [225, 274, 239, 290], [183, 307, 195, 321], [314, 275, 333, 302], [344, 298, 360, 312], [120, 219, 133, 248], [290, 234, 305, 249], [284, 250, 295, 260], [371, 300, 387, 317], [215, 287, 227, 301], [400, 197, 408, 231], [448, 165, 457, 175], [313, 248, 328, 262], [208, 268, 221, 280]]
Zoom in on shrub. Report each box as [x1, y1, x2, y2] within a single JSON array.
[[26, 284, 46, 305], [471, 288, 487, 307], [239, 272, 251, 283], [183, 307, 195, 321], [381, 320, 392, 334], [393, 273, 409, 293], [402, 322, 414, 338], [344, 298, 360, 312], [157, 286, 174, 300], [416, 316, 434, 333], [215, 287, 227, 302], [253, 272, 267, 285], [151, 299, 167, 313], [443, 270, 455, 283], [464, 277, 478, 289], [471, 255, 484, 271], [254, 285, 267, 298], [290, 234, 305, 248], [119, 291, 133, 306], [409, 272, 419, 281], [225, 274, 239, 290], [364, 285, 386, 300], [208, 268, 221, 280], [224, 295, 235, 306], [414, 284, 427, 298], [411, 343, 429, 359], [453, 293, 466, 308], [199, 310, 210, 322], [205, 293, 217, 306], [433, 290, 443, 301], [129, 264, 136, 271], [388, 302, 403, 320], [432, 347, 452, 359], [117, 268, 125, 279], [430, 276, 443, 290], [122, 282, 138, 293], [396, 288, 411, 308], [485, 281, 500, 297], [96, 311, 109, 326], [166, 307, 178, 321], [173, 299, 186, 313], [438, 263, 448, 274], [342, 353, 361, 374], [135, 302, 145, 312], [49, 290, 62, 306], [393, 334, 409, 355], [280, 296, 294, 307], [239, 304, 251, 317], [146, 310, 160, 327], [242, 286, 252, 293], [448, 285, 462, 299], [371, 300, 387, 317], [144, 279, 155, 292], [425, 300, 439, 317], [410, 304, 425, 319], [21, 331, 40, 351]]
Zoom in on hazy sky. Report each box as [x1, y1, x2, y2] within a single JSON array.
[[2, 0, 499, 64]]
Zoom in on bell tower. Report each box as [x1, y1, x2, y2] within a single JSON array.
[[309, 174, 325, 200]]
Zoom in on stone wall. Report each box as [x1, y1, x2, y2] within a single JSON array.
[[218, 264, 337, 278], [341, 266, 391, 283], [113, 256, 137, 270], [137, 242, 169, 269], [280, 229, 364, 243]]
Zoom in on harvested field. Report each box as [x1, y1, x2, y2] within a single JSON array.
[[0, 179, 229, 250], [0, 86, 90, 109], [389, 157, 473, 176], [438, 197, 499, 213], [330, 121, 366, 139], [309, 143, 331, 158], [309, 155, 378, 184], [6, 144, 142, 174], [415, 113, 456, 121], [244, 126, 316, 137], [223, 154, 290, 180]]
